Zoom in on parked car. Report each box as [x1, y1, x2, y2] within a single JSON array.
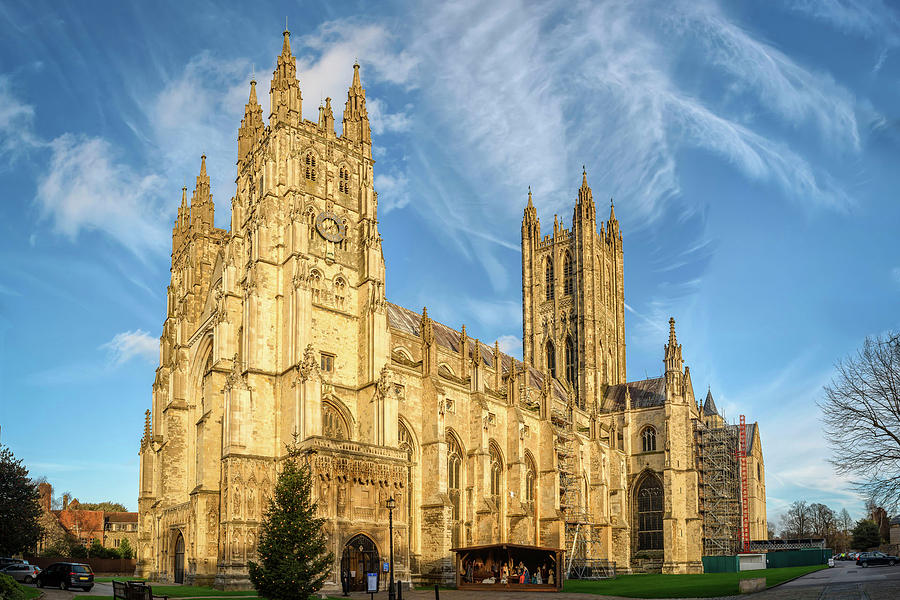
[[0, 558, 25, 568], [856, 552, 899, 567], [0, 563, 40, 584], [35, 562, 93, 591]]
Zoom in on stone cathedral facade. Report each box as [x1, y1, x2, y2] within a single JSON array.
[[136, 30, 767, 590]]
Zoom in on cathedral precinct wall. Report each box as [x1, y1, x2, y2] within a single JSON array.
[[136, 28, 765, 590]]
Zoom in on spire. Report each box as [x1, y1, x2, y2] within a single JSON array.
[[522, 186, 539, 234], [609, 197, 616, 222], [190, 154, 214, 231], [703, 387, 719, 416], [664, 317, 684, 375], [324, 96, 334, 134], [173, 186, 189, 252], [575, 165, 596, 223], [281, 27, 291, 56], [269, 28, 302, 126], [342, 62, 371, 146], [419, 306, 434, 345], [238, 79, 265, 162]]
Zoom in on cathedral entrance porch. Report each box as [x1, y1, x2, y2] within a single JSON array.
[[341, 534, 380, 592]]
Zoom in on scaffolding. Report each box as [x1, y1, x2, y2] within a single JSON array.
[[697, 421, 742, 556], [552, 402, 613, 579]]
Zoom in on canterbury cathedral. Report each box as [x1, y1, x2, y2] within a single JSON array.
[[136, 30, 767, 590]]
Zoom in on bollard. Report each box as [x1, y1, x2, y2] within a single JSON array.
[[397, 580, 402, 600], [434, 583, 439, 600]]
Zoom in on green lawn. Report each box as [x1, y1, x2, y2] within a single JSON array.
[[561, 565, 827, 598], [17, 583, 41, 600]]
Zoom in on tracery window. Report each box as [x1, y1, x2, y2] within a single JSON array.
[[637, 476, 663, 550], [545, 258, 555, 301], [334, 277, 346, 309], [563, 252, 574, 296], [641, 426, 656, 452], [310, 270, 323, 302], [565, 335, 577, 395], [546, 341, 556, 379], [447, 432, 463, 547], [304, 152, 317, 181], [338, 165, 350, 193], [524, 454, 536, 506], [489, 443, 502, 501], [322, 403, 348, 440]]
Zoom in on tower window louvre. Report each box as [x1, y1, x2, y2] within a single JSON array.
[[546, 341, 556, 379], [565, 335, 577, 398], [545, 258, 555, 301], [564, 253, 574, 296]]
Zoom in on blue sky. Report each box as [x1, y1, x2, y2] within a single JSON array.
[[1, 1, 898, 528]]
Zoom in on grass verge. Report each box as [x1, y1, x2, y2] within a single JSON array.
[[561, 565, 828, 598], [17, 584, 41, 600]]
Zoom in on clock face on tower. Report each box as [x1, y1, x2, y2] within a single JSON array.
[[315, 211, 346, 242]]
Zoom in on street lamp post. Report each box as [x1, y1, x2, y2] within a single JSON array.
[[386, 496, 396, 600]]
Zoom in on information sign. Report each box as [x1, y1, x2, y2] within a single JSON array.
[[366, 572, 378, 593]]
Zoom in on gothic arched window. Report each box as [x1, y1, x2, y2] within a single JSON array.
[[322, 403, 348, 440], [304, 152, 317, 181], [642, 426, 656, 452], [565, 335, 577, 392], [545, 257, 555, 301], [524, 453, 536, 506], [334, 277, 347, 309], [637, 475, 663, 550], [546, 341, 556, 379], [563, 253, 574, 296], [447, 432, 463, 547], [489, 443, 503, 500]]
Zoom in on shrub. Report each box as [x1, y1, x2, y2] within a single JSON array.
[[0, 574, 26, 600]]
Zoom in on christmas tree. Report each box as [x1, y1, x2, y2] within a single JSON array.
[[249, 444, 333, 600]]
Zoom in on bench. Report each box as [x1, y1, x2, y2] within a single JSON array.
[[112, 580, 169, 600]]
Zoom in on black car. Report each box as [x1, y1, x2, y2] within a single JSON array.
[[35, 562, 93, 591], [857, 551, 899, 567]]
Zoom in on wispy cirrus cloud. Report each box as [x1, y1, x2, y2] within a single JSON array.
[[35, 134, 168, 258], [409, 0, 862, 251], [0, 75, 41, 161], [100, 329, 158, 366]]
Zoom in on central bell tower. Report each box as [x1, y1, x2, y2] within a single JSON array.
[[521, 170, 626, 409]]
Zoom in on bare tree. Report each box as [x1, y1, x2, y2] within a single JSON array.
[[780, 500, 812, 538], [820, 332, 900, 512]]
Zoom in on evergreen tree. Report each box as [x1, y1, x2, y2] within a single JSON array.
[[851, 519, 883, 550], [249, 448, 333, 600], [0, 445, 42, 555], [119, 538, 134, 559]]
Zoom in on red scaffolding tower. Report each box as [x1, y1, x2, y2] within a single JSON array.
[[739, 415, 750, 552]]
